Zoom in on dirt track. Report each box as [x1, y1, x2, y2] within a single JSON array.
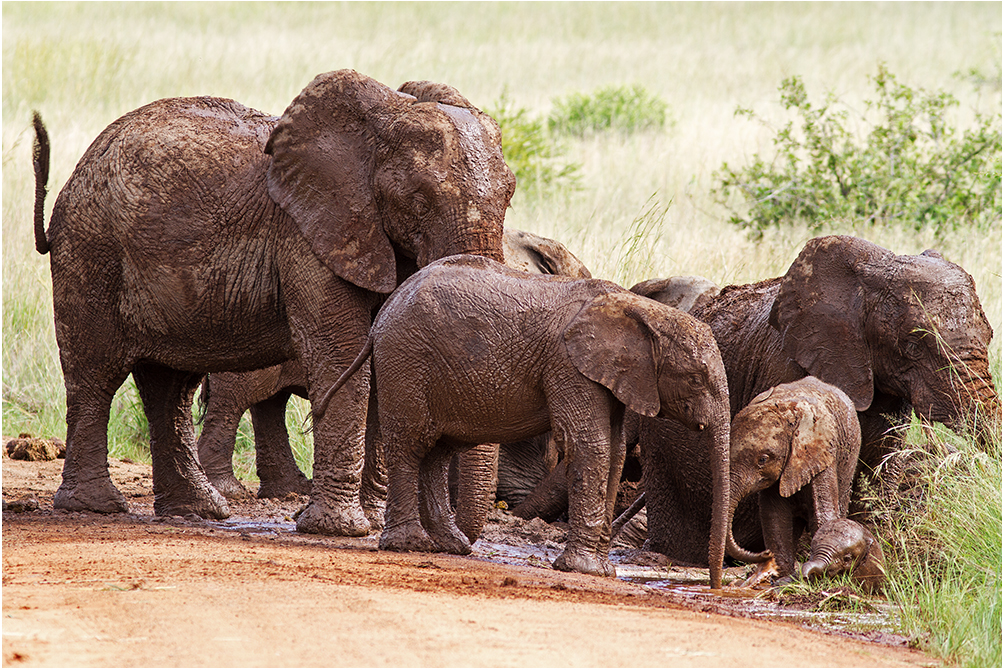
[[2, 449, 934, 667]]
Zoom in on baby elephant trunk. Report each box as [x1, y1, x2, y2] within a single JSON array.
[[802, 519, 886, 594]]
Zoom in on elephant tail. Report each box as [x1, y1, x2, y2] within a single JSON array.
[[312, 335, 374, 426], [611, 490, 646, 540], [32, 111, 50, 255]]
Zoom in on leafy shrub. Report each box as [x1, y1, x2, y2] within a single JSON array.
[[713, 65, 1002, 239], [486, 92, 580, 197], [549, 84, 669, 136]]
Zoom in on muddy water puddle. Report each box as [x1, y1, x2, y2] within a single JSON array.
[[204, 512, 905, 644]]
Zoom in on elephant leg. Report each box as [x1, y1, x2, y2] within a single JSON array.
[[453, 442, 498, 544], [380, 435, 438, 554], [360, 381, 387, 531], [252, 390, 311, 499], [54, 365, 132, 514], [511, 457, 570, 522], [196, 381, 252, 500], [132, 361, 229, 520], [290, 283, 375, 538], [550, 391, 618, 578], [758, 491, 796, 578], [418, 442, 471, 555]]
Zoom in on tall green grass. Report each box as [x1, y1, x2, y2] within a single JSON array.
[[3, 3, 1000, 664]]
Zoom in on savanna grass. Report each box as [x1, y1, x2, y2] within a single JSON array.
[[3, 4, 1000, 663]]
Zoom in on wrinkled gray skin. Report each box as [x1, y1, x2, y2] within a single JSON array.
[[725, 377, 861, 580], [637, 235, 998, 568], [507, 275, 720, 523], [803, 519, 886, 594], [195, 228, 591, 511], [31, 70, 515, 531], [327, 255, 732, 584]]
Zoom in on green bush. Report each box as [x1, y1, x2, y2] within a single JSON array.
[[549, 84, 669, 136], [714, 64, 1002, 239], [486, 92, 580, 198]]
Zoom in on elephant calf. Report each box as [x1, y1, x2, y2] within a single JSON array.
[[321, 254, 732, 584], [803, 518, 886, 594], [725, 377, 867, 582]]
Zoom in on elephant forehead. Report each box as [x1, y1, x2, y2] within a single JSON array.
[[438, 104, 495, 199]]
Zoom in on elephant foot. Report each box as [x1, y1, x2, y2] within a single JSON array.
[[257, 474, 312, 500], [427, 522, 472, 555], [553, 547, 616, 578], [295, 500, 371, 537], [54, 478, 130, 514], [379, 521, 439, 553], [153, 480, 230, 520], [207, 473, 254, 501]]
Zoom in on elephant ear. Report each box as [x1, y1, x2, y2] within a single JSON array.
[[265, 69, 402, 294], [769, 235, 880, 411], [564, 291, 661, 417], [779, 399, 837, 498]]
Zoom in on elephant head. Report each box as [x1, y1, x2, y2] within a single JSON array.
[[502, 229, 592, 279], [265, 69, 516, 294], [802, 518, 886, 594], [769, 235, 998, 443], [630, 275, 721, 314], [724, 378, 860, 573]]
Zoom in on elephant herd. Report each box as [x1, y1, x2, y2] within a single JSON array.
[[31, 70, 999, 592]]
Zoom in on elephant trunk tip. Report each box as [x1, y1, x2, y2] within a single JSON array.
[[802, 561, 825, 581]]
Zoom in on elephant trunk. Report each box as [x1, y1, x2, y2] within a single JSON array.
[[422, 223, 506, 268], [956, 364, 1001, 449], [707, 410, 730, 590], [724, 481, 773, 564]]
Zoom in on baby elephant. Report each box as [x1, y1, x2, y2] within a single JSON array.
[[803, 518, 886, 594], [725, 377, 862, 580], [321, 254, 732, 583]]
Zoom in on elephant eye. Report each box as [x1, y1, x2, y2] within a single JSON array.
[[411, 191, 431, 218], [688, 373, 704, 388], [903, 334, 925, 360], [757, 453, 771, 467]]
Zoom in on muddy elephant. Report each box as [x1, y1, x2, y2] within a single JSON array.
[[194, 228, 591, 505], [31, 69, 515, 533], [803, 519, 886, 594], [322, 254, 732, 584], [638, 235, 998, 568], [504, 275, 719, 521], [724, 377, 861, 579]]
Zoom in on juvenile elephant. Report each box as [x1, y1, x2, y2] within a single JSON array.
[[31, 70, 515, 532], [638, 235, 998, 568], [803, 519, 886, 594], [323, 254, 732, 584], [195, 228, 591, 504], [725, 377, 861, 580]]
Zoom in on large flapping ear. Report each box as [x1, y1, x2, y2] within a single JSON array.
[[397, 80, 475, 109], [265, 69, 401, 294], [779, 399, 837, 498], [769, 236, 883, 411], [564, 292, 660, 417]]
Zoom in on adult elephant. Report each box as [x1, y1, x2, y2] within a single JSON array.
[[637, 235, 998, 567], [194, 228, 591, 503], [31, 69, 516, 535]]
